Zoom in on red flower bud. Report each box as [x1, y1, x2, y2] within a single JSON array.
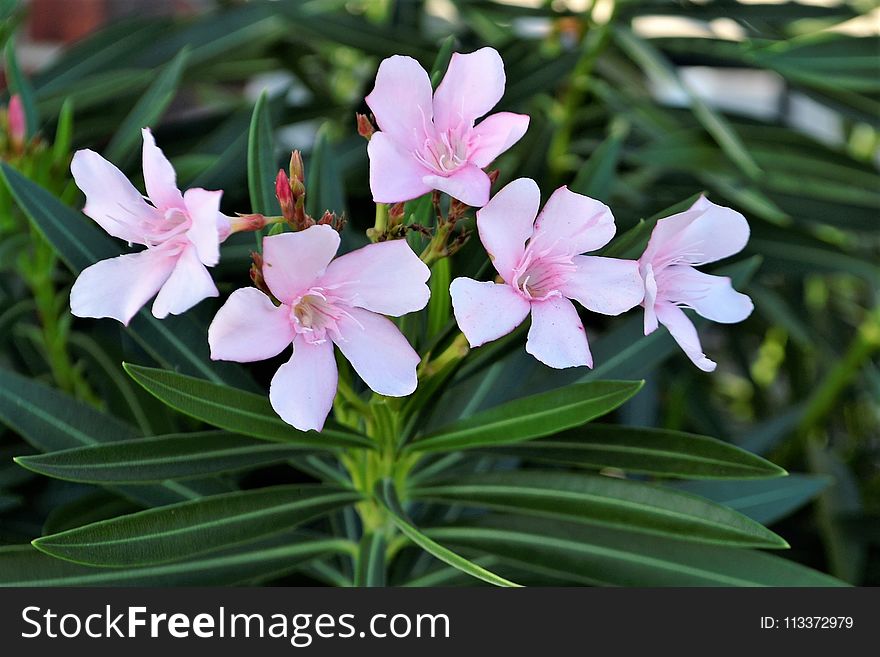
[[275, 169, 294, 220], [356, 113, 375, 140], [8, 95, 25, 149]]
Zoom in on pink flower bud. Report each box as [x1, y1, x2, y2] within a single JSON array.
[[8, 95, 26, 148], [276, 169, 294, 220]]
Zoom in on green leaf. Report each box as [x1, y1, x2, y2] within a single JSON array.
[[123, 363, 373, 449], [104, 47, 190, 163], [51, 97, 74, 164], [569, 117, 629, 202], [4, 37, 39, 137], [33, 485, 360, 567], [409, 380, 643, 453], [15, 431, 313, 484], [670, 475, 830, 526], [0, 164, 252, 386], [429, 516, 847, 587], [426, 257, 452, 342], [484, 424, 785, 479], [306, 122, 345, 219], [0, 537, 354, 587], [354, 532, 386, 587], [0, 367, 222, 506], [247, 90, 278, 218], [376, 481, 519, 587], [430, 35, 456, 87], [412, 471, 787, 548]]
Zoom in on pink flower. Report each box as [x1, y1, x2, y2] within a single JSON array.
[[639, 195, 754, 372], [208, 226, 430, 431], [450, 178, 644, 369], [70, 129, 228, 325], [365, 47, 529, 207]]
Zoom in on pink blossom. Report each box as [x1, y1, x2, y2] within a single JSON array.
[[7, 94, 26, 146], [639, 195, 754, 372], [450, 178, 644, 369], [70, 129, 228, 325], [365, 47, 529, 207], [208, 226, 430, 431]]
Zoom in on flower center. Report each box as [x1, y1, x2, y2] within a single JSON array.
[[143, 207, 191, 249], [510, 246, 576, 302], [414, 128, 472, 175], [290, 288, 358, 345]]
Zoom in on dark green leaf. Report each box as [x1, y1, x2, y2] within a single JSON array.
[[247, 90, 278, 219]]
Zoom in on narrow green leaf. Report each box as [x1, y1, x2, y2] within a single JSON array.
[[354, 532, 386, 587], [104, 47, 189, 163], [0, 164, 252, 386], [51, 97, 74, 164], [0, 538, 353, 587], [413, 471, 787, 548], [429, 516, 847, 587], [4, 37, 38, 137], [569, 117, 629, 202], [247, 90, 278, 218], [430, 35, 456, 87], [123, 363, 373, 449], [15, 431, 313, 484], [671, 475, 831, 526], [409, 380, 643, 453], [426, 257, 451, 342], [484, 424, 785, 479], [306, 122, 345, 219], [377, 481, 519, 587], [34, 485, 360, 567]]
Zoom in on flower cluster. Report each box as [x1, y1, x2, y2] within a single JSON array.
[[68, 47, 752, 431]]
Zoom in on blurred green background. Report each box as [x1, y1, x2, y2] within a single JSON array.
[[0, 0, 877, 584]]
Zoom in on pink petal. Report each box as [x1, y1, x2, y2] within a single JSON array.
[[152, 245, 218, 319], [141, 128, 184, 211], [526, 296, 592, 369], [449, 278, 531, 348], [261, 226, 340, 304], [270, 337, 338, 432], [531, 186, 616, 256], [562, 256, 644, 316], [642, 263, 659, 334], [433, 48, 505, 132], [655, 301, 716, 372], [334, 307, 419, 397], [367, 132, 433, 203], [657, 266, 753, 324], [642, 195, 750, 267], [208, 288, 294, 363], [470, 112, 530, 168], [365, 55, 434, 151], [423, 164, 490, 207], [183, 188, 223, 267], [70, 149, 158, 244], [319, 239, 430, 317], [70, 248, 177, 325], [476, 177, 539, 281]]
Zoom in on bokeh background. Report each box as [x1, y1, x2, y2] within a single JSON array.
[[1, 0, 878, 584]]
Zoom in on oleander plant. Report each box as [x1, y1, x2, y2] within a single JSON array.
[[0, 0, 876, 587]]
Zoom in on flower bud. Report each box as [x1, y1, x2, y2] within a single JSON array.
[[8, 94, 25, 150], [356, 113, 375, 140], [289, 150, 305, 185], [249, 251, 273, 298], [388, 202, 405, 227], [275, 169, 294, 220]]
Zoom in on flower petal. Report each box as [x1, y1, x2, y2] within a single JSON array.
[[469, 112, 530, 168], [70, 149, 158, 244], [450, 278, 531, 348], [642, 263, 659, 334], [657, 265, 753, 324], [183, 187, 223, 267], [531, 185, 616, 256], [642, 195, 750, 268], [261, 226, 340, 304], [423, 163, 490, 207], [365, 55, 434, 151], [209, 288, 294, 363], [70, 248, 176, 325], [433, 47, 505, 132], [270, 337, 337, 432], [367, 132, 433, 203], [562, 256, 644, 316], [526, 296, 592, 369], [152, 245, 218, 319], [319, 239, 430, 317], [141, 128, 184, 211], [655, 301, 716, 372], [334, 307, 419, 397], [476, 177, 539, 281]]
